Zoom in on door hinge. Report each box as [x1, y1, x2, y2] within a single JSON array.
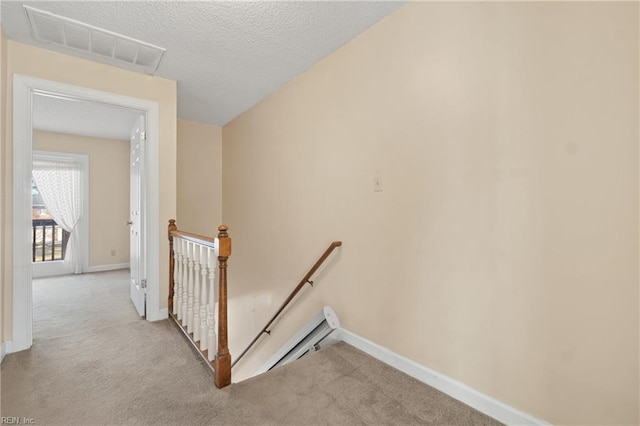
[[140, 131, 146, 142], [141, 279, 147, 289]]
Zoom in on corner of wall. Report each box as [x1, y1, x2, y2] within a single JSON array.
[[176, 119, 223, 236], [0, 26, 8, 346]]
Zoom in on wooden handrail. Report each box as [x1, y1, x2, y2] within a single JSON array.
[[167, 219, 232, 388], [232, 240, 342, 368], [169, 228, 216, 246]]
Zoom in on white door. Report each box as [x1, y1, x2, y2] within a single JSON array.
[[129, 115, 146, 317]]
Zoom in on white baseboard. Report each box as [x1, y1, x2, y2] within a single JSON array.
[[86, 263, 130, 273], [1, 340, 13, 363], [337, 328, 550, 426]]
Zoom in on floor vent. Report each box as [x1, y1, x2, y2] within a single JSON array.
[[24, 5, 165, 73]]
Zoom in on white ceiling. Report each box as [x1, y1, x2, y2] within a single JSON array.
[[2, 1, 403, 126], [33, 94, 141, 140]]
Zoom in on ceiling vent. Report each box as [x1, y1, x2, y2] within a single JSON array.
[[24, 5, 166, 73]]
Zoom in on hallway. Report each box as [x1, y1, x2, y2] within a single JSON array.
[[2, 271, 500, 425], [2, 270, 221, 424]]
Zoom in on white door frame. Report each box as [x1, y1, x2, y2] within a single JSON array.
[[129, 115, 147, 317], [12, 74, 163, 353]]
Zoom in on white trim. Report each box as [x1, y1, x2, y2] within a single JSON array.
[[32, 260, 72, 278], [12, 74, 162, 351], [144, 101, 161, 322], [86, 263, 130, 273], [12, 77, 34, 352], [147, 308, 167, 322], [336, 328, 551, 426], [1, 341, 12, 362]]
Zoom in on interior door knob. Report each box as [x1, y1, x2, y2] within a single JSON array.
[[125, 220, 133, 226]]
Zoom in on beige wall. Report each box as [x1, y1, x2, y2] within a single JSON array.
[[223, 3, 638, 425], [33, 131, 130, 267], [177, 119, 222, 236], [3, 40, 176, 341], [0, 28, 7, 345]]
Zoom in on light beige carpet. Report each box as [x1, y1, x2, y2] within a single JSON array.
[[2, 271, 501, 425], [32, 269, 140, 341]]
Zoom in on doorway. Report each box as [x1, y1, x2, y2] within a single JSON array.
[[11, 75, 163, 353]]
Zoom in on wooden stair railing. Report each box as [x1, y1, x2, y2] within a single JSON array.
[[168, 219, 232, 388], [232, 240, 342, 369]]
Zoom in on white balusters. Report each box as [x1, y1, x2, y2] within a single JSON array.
[[199, 246, 209, 352], [169, 221, 232, 388], [181, 239, 189, 325], [170, 228, 221, 359], [207, 243, 217, 361], [186, 242, 195, 330], [192, 245, 202, 342], [173, 236, 182, 318]]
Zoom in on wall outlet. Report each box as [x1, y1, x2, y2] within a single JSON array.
[[374, 174, 383, 192], [110, 250, 116, 256]]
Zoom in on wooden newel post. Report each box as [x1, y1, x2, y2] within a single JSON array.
[[168, 219, 177, 315], [215, 225, 232, 388]]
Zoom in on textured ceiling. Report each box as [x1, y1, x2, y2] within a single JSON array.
[[2, 1, 403, 126]]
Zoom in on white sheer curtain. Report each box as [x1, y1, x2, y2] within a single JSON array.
[[32, 158, 84, 274]]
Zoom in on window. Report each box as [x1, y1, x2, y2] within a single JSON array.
[[31, 178, 70, 262]]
